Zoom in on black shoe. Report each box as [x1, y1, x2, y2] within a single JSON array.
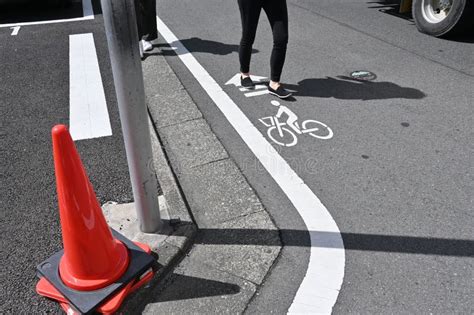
[[268, 85, 292, 99], [241, 76, 255, 88]]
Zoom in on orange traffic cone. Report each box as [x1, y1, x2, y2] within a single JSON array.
[[36, 125, 155, 314], [52, 124, 129, 290]]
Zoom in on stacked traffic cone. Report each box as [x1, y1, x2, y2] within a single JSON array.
[[36, 125, 156, 314]]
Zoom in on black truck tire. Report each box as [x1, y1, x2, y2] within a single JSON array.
[[412, 0, 474, 37]]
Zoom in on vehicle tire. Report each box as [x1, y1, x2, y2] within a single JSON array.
[[412, 0, 474, 37], [267, 126, 297, 147], [303, 120, 333, 140]]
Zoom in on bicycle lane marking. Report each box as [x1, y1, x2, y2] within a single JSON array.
[[157, 16, 345, 314], [260, 100, 334, 147]]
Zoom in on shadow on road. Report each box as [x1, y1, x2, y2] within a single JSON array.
[[285, 76, 426, 100], [367, 0, 413, 21], [194, 229, 473, 257], [131, 226, 472, 309], [150, 274, 240, 302], [156, 37, 259, 56], [448, 33, 474, 43], [0, 1, 82, 24], [129, 271, 241, 313]]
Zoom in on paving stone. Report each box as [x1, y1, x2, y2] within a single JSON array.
[[165, 223, 197, 250], [143, 255, 257, 315], [141, 52, 282, 313], [191, 211, 281, 284], [160, 119, 228, 170], [178, 159, 264, 228], [143, 53, 202, 128], [149, 119, 193, 224]]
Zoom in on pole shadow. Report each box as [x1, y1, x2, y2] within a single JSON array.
[[129, 271, 241, 312], [155, 37, 259, 56], [132, 226, 471, 308], [150, 274, 240, 302], [285, 76, 426, 100], [195, 228, 474, 257]]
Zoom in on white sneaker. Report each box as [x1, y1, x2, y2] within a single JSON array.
[[141, 40, 153, 52]]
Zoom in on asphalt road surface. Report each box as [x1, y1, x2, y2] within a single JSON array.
[[0, 1, 134, 312], [155, 0, 473, 313], [0, 0, 473, 313]]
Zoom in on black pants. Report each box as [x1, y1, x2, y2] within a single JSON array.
[[238, 0, 288, 82], [135, 0, 157, 41]]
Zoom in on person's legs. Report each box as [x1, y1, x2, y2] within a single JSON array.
[[135, 0, 156, 54], [263, 0, 288, 84], [142, 0, 157, 41], [135, 0, 146, 40], [238, 0, 263, 76]]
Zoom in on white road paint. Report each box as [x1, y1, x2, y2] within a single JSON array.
[[239, 85, 267, 92], [10, 26, 20, 36], [160, 46, 178, 51], [157, 16, 345, 314], [0, 0, 94, 28], [225, 73, 267, 87], [226, 73, 270, 98], [259, 102, 333, 147], [245, 89, 270, 98], [69, 33, 112, 141]]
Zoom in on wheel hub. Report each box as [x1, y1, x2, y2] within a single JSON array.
[[439, 0, 451, 11], [421, 0, 453, 24]]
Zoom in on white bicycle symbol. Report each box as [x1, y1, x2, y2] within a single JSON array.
[[259, 101, 333, 147]]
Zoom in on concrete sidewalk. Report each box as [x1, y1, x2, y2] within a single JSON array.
[[109, 47, 284, 313]]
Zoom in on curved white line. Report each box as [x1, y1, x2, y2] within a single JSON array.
[[156, 16, 345, 314]]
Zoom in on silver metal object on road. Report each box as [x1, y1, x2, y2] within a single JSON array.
[[100, 0, 162, 232], [350, 70, 377, 81]]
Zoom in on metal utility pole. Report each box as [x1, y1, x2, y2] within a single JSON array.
[[101, 0, 162, 233]]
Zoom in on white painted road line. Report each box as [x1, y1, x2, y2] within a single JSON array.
[[245, 89, 270, 98], [239, 85, 267, 92], [69, 33, 112, 141], [226, 73, 268, 87], [10, 26, 20, 36], [0, 0, 94, 28], [156, 16, 345, 314]]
